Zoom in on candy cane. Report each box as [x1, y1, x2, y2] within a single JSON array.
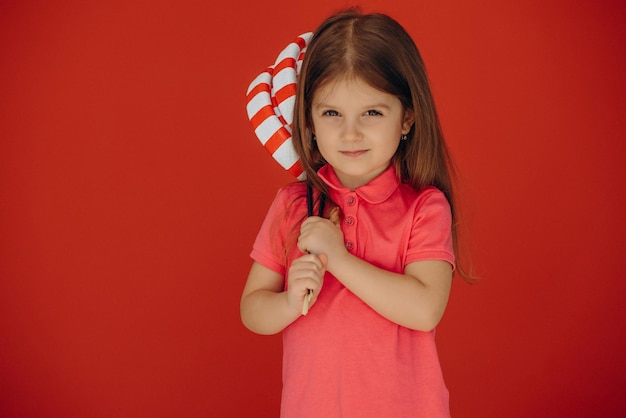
[[246, 32, 313, 179]]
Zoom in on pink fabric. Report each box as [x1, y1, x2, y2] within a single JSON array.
[[251, 165, 454, 418]]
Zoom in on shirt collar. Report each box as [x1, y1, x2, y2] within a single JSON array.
[[318, 164, 400, 204]]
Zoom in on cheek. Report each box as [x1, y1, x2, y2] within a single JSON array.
[[384, 139, 401, 155], [314, 138, 330, 154], [310, 123, 333, 146], [313, 137, 335, 161]]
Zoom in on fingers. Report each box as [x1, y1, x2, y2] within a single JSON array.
[[291, 252, 325, 269], [289, 254, 325, 290], [298, 216, 342, 255], [287, 254, 326, 315], [300, 215, 338, 230], [298, 217, 319, 252]]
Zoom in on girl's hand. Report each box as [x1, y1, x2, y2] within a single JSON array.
[[297, 209, 345, 265], [286, 253, 328, 314]]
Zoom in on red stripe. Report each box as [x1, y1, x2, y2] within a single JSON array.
[[246, 82, 270, 103], [245, 67, 273, 100], [274, 57, 296, 74], [275, 83, 296, 105], [295, 36, 307, 49], [264, 127, 290, 154], [287, 161, 303, 178], [250, 105, 276, 129]]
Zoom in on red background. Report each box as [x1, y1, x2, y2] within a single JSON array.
[[1, 0, 624, 417]]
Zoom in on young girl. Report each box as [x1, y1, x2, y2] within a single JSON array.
[[241, 8, 471, 417]]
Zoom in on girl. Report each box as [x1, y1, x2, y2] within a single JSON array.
[[241, 8, 472, 417]]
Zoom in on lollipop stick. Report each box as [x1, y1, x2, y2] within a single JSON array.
[[302, 289, 312, 315]]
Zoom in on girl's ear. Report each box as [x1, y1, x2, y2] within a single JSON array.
[[402, 109, 415, 134]]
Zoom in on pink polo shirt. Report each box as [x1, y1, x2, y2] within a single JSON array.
[[251, 164, 455, 418]]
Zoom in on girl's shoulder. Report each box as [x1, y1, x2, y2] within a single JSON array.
[[416, 185, 446, 201], [398, 183, 447, 203], [265, 182, 308, 222], [274, 181, 308, 204], [279, 181, 307, 194], [414, 186, 452, 221], [398, 184, 451, 216]]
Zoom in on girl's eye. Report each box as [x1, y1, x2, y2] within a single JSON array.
[[322, 110, 340, 117], [364, 110, 382, 116]]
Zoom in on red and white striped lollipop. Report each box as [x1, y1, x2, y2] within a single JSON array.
[[246, 32, 313, 179]]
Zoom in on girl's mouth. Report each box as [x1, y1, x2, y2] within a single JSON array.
[[340, 150, 368, 157]]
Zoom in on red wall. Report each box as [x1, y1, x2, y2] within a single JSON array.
[[1, 1, 624, 416]]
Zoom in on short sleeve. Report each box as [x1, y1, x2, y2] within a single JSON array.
[[250, 184, 306, 275], [405, 187, 455, 269]]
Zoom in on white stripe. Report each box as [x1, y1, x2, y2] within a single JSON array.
[[273, 138, 299, 169], [278, 96, 295, 125], [272, 66, 296, 91], [246, 90, 271, 119], [275, 43, 301, 66], [255, 117, 283, 145], [299, 32, 314, 43]]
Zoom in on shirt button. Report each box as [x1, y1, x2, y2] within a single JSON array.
[[346, 195, 356, 206], [345, 241, 354, 251], [345, 216, 355, 226]]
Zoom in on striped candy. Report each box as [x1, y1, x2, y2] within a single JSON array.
[[246, 32, 313, 179]]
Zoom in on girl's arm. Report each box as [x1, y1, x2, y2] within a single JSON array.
[[240, 255, 326, 335], [298, 217, 452, 332], [330, 254, 452, 331]]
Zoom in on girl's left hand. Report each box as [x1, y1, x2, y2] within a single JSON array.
[[297, 209, 345, 263]]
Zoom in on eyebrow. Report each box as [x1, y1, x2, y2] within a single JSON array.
[[313, 102, 393, 110]]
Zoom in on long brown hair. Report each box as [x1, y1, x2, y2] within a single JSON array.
[[291, 8, 474, 282]]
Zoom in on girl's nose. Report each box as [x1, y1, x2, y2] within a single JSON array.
[[341, 119, 362, 142]]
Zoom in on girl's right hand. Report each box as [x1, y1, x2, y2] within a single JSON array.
[[287, 253, 328, 315]]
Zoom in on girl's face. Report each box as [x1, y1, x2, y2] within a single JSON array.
[[311, 77, 414, 189]]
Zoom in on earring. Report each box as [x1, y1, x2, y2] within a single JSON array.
[[401, 134, 408, 141], [312, 134, 316, 141]]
